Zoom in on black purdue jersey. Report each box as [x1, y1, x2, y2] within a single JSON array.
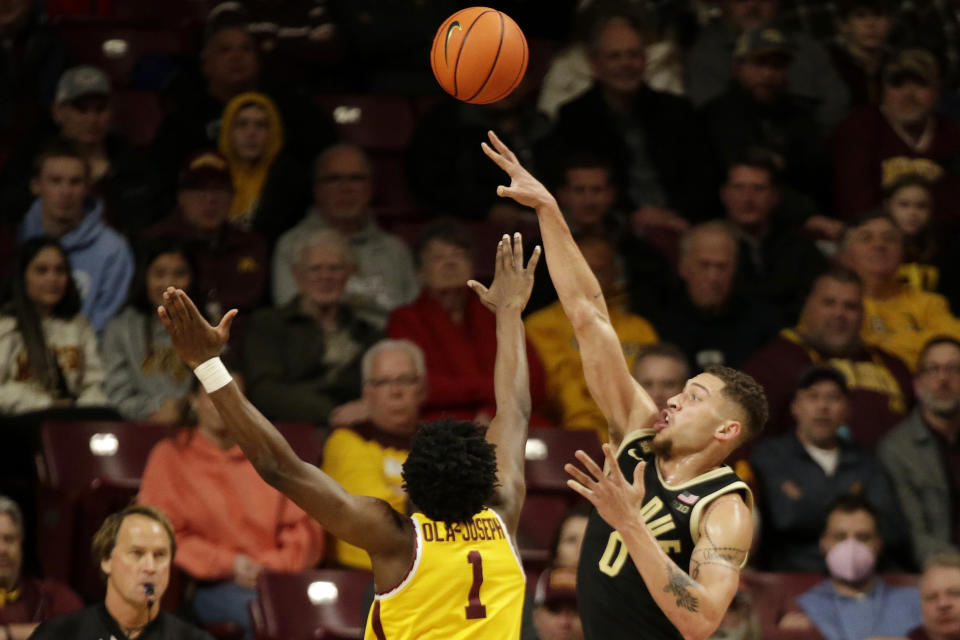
[[577, 429, 753, 640]]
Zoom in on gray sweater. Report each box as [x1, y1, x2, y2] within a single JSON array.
[[101, 306, 193, 420]]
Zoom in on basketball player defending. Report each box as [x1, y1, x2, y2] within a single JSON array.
[[483, 131, 768, 640], [157, 233, 539, 640]]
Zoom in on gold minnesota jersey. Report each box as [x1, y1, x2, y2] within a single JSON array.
[[364, 508, 526, 640]]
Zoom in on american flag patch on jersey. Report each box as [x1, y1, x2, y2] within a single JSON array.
[[677, 491, 701, 506]]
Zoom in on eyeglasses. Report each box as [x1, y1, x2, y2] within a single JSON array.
[[316, 173, 370, 185], [917, 363, 960, 377], [366, 375, 421, 388]]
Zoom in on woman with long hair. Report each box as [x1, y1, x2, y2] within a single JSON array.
[[0, 237, 108, 414], [101, 237, 199, 422]]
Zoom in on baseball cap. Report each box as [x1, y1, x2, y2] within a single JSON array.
[[734, 28, 793, 60], [534, 567, 578, 608], [178, 151, 234, 191], [55, 66, 111, 104], [883, 49, 940, 87], [796, 366, 849, 395]]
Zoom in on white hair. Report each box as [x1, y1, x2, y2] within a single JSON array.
[[361, 339, 426, 383], [291, 228, 356, 271]]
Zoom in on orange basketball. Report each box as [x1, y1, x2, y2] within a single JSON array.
[[430, 7, 528, 104]]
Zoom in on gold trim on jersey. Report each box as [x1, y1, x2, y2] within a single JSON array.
[[688, 481, 755, 568], [375, 518, 425, 600], [655, 462, 736, 491], [615, 428, 656, 458]]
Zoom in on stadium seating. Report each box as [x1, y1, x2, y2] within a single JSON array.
[[252, 568, 374, 640], [524, 427, 602, 494], [112, 89, 165, 148], [313, 95, 416, 152]]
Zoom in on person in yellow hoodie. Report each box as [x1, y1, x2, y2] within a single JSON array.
[[217, 92, 309, 243], [843, 211, 960, 370], [525, 234, 658, 440]]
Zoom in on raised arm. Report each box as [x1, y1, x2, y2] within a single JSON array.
[[156, 288, 411, 564], [467, 233, 540, 535], [567, 445, 752, 640], [482, 131, 657, 449]]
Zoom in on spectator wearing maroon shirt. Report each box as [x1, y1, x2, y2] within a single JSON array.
[[742, 266, 913, 449], [0, 496, 81, 639], [833, 48, 960, 233]]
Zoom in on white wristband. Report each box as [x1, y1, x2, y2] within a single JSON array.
[[194, 357, 232, 393]]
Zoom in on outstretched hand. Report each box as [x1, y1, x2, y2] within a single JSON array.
[[565, 443, 648, 532], [468, 232, 541, 314], [481, 130, 556, 210], [157, 287, 237, 369]]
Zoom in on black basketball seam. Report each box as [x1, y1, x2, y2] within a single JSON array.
[[464, 11, 505, 103], [488, 22, 527, 103], [452, 9, 496, 99]]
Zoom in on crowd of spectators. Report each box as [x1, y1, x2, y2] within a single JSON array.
[[3, 0, 960, 638]]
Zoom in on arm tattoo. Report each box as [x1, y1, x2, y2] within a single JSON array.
[[690, 499, 748, 579], [663, 562, 700, 613]]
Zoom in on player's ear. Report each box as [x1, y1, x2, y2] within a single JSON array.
[[715, 419, 741, 442]]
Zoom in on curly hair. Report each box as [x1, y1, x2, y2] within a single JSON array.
[[402, 419, 499, 526]]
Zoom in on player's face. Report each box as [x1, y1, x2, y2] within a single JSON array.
[[31, 157, 88, 236], [721, 165, 778, 230], [364, 348, 425, 434], [554, 515, 588, 569], [102, 515, 171, 608], [800, 277, 863, 354], [589, 19, 645, 94], [146, 252, 191, 309], [791, 380, 848, 448], [886, 184, 932, 236], [0, 513, 23, 591], [533, 602, 584, 640], [819, 509, 881, 559], [312, 148, 372, 223], [294, 244, 351, 308], [418, 239, 473, 294], [920, 566, 960, 638], [915, 343, 960, 416], [633, 355, 687, 411], [558, 168, 616, 228], [654, 373, 739, 456], [844, 218, 903, 280]]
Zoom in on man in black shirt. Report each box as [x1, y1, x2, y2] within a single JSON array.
[[29, 505, 212, 640], [484, 131, 767, 640]]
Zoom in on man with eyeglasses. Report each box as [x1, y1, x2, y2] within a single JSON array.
[[880, 336, 960, 568], [272, 143, 418, 329], [320, 338, 429, 569]]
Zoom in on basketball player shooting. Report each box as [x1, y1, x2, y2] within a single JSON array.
[[157, 233, 539, 639], [482, 131, 768, 640]]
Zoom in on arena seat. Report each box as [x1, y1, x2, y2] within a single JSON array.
[[253, 569, 373, 640], [111, 89, 164, 148], [524, 427, 602, 494], [313, 95, 416, 152], [56, 20, 184, 87], [516, 494, 570, 568]]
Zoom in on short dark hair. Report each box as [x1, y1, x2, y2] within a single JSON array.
[[32, 138, 89, 179], [917, 335, 960, 372], [413, 218, 474, 270], [725, 147, 781, 186], [560, 151, 616, 183], [825, 493, 879, 529], [635, 342, 690, 371], [796, 365, 850, 396], [704, 365, 768, 441], [402, 420, 499, 525], [91, 505, 177, 577]]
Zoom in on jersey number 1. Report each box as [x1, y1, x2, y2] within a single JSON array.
[[465, 550, 487, 619]]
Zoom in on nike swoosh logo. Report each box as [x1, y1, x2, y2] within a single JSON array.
[[444, 20, 462, 65]]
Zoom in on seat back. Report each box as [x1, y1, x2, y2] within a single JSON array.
[[255, 569, 373, 640], [313, 95, 415, 152], [524, 427, 602, 493]]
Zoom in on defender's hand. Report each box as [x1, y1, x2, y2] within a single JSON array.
[[157, 288, 236, 369], [467, 232, 541, 314], [566, 443, 648, 532], [481, 130, 556, 210]]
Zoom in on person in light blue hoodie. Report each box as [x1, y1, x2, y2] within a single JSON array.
[[17, 139, 133, 332]]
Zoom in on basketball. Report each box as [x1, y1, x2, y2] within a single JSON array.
[[430, 7, 528, 104]]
